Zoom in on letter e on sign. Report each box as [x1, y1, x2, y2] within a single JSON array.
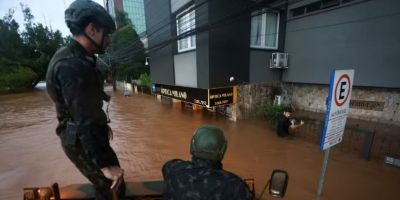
[[334, 74, 351, 107]]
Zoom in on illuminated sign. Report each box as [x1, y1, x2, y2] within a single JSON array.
[[152, 84, 237, 107]]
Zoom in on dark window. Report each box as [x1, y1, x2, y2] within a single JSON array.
[[342, 0, 356, 3], [291, 6, 305, 17], [321, 0, 340, 8], [305, 2, 322, 13], [290, 0, 354, 18]]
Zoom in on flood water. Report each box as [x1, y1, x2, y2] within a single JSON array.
[[1, 87, 400, 200]]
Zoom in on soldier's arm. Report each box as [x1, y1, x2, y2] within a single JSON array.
[[162, 159, 184, 199], [234, 180, 254, 200], [56, 61, 118, 168]]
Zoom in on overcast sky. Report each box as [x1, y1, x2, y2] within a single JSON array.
[[0, 0, 104, 37]]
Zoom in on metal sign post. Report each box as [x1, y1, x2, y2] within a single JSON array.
[[317, 69, 354, 196], [317, 148, 330, 196]]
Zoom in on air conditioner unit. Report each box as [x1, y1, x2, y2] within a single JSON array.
[[274, 95, 282, 105], [270, 53, 289, 68]]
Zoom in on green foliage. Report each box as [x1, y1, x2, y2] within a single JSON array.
[[116, 62, 149, 82], [0, 5, 64, 91], [138, 73, 151, 88], [0, 9, 24, 66], [21, 17, 64, 85], [263, 104, 292, 122], [0, 67, 37, 90], [102, 24, 147, 83], [107, 26, 145, 62], [115, 10, 133, 29]]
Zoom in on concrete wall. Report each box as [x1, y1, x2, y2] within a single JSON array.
[[229, 83, 278, 121], [208, 0, 251, 88], [171, 0, 192, 13], [249, 51, 281, 83], [284, 83, 400, 125], [284, 0, 400, 88], [249, 2, 288, 84], [195, 0, 210, 89], [145, 0, 175, 85], [174, 51, 197, 87]]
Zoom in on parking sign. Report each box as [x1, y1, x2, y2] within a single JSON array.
[[320, 69, 354, 150]]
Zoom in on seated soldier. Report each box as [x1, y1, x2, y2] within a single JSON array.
[[162, 125, 253, 200]]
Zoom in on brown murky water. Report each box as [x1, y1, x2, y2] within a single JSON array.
[[1, 88, 400, 200]]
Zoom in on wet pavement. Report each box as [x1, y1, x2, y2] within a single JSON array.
[[0, 88, 399, 200]]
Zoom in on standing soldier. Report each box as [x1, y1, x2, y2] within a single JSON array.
[[162, 125, 253, 200], [46, 0, 124, 199]]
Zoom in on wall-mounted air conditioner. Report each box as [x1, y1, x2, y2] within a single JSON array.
[[270, 53, 289, 68], [274, 95, 282, 105]]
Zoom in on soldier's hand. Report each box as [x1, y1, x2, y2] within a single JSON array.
[[101, 166, 124, 191], [300, 120, 305, 125]]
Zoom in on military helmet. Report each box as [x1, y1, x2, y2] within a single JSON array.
[[190, 125, 227, 161], [65, 0, 116, 35]]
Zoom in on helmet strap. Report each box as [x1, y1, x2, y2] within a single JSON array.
[[83, 32, 105, 54]]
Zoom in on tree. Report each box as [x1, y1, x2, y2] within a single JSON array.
[[0, 5, 64, 91], [20, 4, 64, 87], [0, 8, 37, 91], [0, 9, 25, 71], [100, 12, 147, 88], [115, 10, 133, 29]]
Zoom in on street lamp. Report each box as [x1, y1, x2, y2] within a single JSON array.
[[145, 57, 150, 66], [229, 76, 248, 84]]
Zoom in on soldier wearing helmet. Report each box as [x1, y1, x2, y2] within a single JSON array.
[[162, 125, 253, 200], [46, 0, 124, 199]]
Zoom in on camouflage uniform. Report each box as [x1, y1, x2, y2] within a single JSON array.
[[162, 157, 253, 200], [46, 39, 125, 200]]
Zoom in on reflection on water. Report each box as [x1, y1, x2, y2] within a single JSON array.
[[0, 89, 399, 200]]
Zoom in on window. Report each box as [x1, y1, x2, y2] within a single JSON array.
[[306, 2, 322, 13], [290, 0, 356, 18], [321, 0, 339, 8], [291, 6, 305, 17], [342, 0, 356, 3], [176, 6, 196, 52], [250, 11, 279, 49]]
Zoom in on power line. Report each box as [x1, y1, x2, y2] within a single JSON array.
[[145, 2, 399, 53], [108, 0, 210, 58], [107, 0, 394, 63], [107, 0, 256, 61]]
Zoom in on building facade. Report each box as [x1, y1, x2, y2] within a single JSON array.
[[144, 0, 400, 125], [104, 0, 147, 35]]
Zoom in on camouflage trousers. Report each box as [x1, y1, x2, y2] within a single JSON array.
[[60, 132, 126, 200]]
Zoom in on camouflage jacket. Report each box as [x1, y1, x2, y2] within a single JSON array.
[[46, 40, 117, 168], [162, 157, 253, 200]]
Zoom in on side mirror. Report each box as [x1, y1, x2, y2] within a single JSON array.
[[269, 170, 289, 198]]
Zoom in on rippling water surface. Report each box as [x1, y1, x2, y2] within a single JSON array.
[[0, 88, 399, 200]]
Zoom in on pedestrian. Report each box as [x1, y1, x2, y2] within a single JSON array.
[[162, 125, 253, 200], [46, 0, 124, 199], [277, 108, 304, 138]]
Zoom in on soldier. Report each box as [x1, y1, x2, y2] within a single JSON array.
[[46, 0, 124, 199], [162, 125, 253, 200]]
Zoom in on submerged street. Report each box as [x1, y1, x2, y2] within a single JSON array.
[[0, 88, 399, 200]]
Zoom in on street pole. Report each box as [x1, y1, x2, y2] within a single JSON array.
[[317, 148, 331, 196]]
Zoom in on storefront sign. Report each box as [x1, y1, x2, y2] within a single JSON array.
[[350, 100, 384, 111], [209, 87, 236, 107], [152, 84, 236, 107]]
